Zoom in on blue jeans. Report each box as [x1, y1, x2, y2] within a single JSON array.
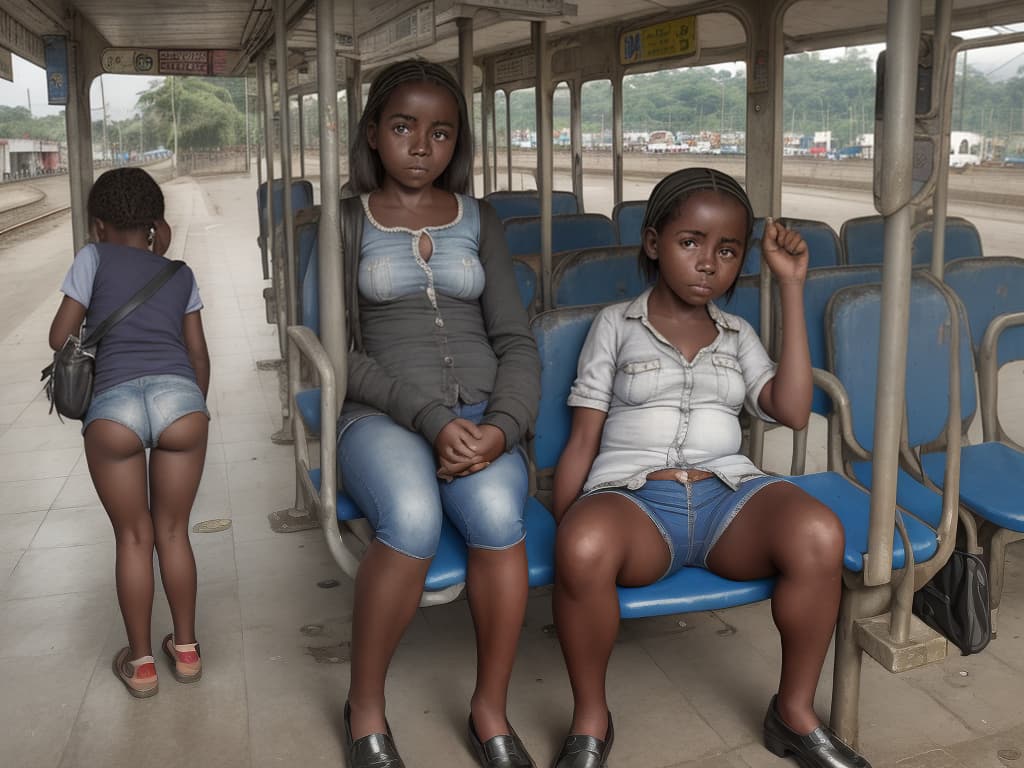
[[337, 401, 528, 559], [83, 374, 209, 448]]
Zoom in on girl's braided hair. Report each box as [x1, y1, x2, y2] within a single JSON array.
[[87, 167, 164, 232]]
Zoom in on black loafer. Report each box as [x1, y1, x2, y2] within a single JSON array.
[[763, 696, 871, 768], [551, 713, 614, 768], [344, 701, 406, 768], [467, 715, 537, 768]]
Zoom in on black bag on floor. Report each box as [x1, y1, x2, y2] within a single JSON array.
[[912, 549, 991, 655]]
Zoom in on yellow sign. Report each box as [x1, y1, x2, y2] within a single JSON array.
[[620, 16, 697, 66]]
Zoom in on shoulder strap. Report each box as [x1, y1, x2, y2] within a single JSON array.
[[81, 260, 186, 348]]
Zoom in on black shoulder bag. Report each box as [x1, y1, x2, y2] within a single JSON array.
[[912, 547, 991, 655], [41, 260, 185, 420]]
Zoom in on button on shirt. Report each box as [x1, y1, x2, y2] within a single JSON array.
[[568, 288, 777, 493]]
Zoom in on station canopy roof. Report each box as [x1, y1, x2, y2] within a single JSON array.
[[1, 0, 1021, 84]]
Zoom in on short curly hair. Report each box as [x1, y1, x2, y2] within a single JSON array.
[[87, 167, 164, 232]]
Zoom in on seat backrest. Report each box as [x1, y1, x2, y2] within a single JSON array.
[[911, 217, 983, 266], [612, 201, 646, 246], [257, 179, 315, 239], [793, 265, 883, 415], [826, 274, 976, 452], [503, 214, 617, 258], [512, 258, 538, 314], [944, 256, 1024, 368], [301, 240, 320, 335], [531, 305, 603, 471], [719, 275, 760, 335], [779, 217, 843, 268], [294, 209, 320, 332], [552, 246, 647, 307], [741, 217, 767, 276], [840, 215, 885, 266], [484, 190, 579, 220]]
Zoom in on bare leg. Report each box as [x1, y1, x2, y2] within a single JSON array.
[[348, 541, 431, 739], [85, 420, 153, 658], [706, 482, 844, 735], [150, 412, 208, 645], [553, 494, 670, 738], [466, 542, 528, 741]]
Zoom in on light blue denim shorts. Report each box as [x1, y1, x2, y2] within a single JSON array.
[[83, 374, 209, 448], [588, 475, 789, 578], [337, 400, 528, 559]]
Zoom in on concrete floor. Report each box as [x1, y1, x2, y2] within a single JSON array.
[[1, 171, 1023, 768]]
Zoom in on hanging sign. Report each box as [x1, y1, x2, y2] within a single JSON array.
[[102, 48, 158, 74], [43, 35, 68, 105], [619, 16, 697, 66], [102, 48, 242, 76]]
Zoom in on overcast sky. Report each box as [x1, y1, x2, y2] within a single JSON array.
[[1, 34, 1021, 123]]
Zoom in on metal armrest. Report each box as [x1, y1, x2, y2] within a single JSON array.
[[810, 368, 872, 463], [286, 325, 361, 577], [979, 311, 1024, 448]]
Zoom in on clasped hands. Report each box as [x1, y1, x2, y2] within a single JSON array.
[[434, 419, 505, 482]]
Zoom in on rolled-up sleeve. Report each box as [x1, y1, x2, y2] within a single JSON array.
[[567, 309, 617, 412]]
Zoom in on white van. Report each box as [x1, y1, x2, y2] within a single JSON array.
[[949, 131, 981, 169]]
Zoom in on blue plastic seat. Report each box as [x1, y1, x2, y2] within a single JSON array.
[[911, 217, 982, 266], [840, 215, 885, 266], [484, 190, 579, 220], [513, 258, 538, 313], [503, 214, 617, 258], [778, 217, 843, 268], [742, 217, 767, 276], [611, 201, 646, 247], [551, 246, 647, 307], [719, 275, 760, 335], [257, 179, 314, 244], [944, 257, 1024, 371]]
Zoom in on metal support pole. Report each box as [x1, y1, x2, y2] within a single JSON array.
[[930, 0, 954, 278], [481, 69, 494, 196], [260, 54, 276, 285], [533, 21, 553, 310], [458, 17, 475, 196], [570, 80, 584, 210], [298, 94, 306, 178], [504, 90, 512, 191], [65, 38, 87, 251], [273, 0, 297, 444], [865, 0, 922, 587], [316, 0, 345, 395], [611, 75, 623, 208]]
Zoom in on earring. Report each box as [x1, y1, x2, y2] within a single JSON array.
[[147, 227, 155, 246]]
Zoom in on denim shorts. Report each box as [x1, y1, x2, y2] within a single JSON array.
[[337, 401, 528, 559], [589, 474, 789, 579], [83, 374, 209, 449]]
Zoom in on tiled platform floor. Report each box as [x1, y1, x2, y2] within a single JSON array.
[[1, 171, 1023, 768]]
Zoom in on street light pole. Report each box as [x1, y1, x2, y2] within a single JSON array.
[[170, 76, 178, 173]]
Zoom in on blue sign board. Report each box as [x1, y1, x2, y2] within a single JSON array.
[[43, 36, 68, 106]]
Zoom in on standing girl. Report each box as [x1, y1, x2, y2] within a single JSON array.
[[337, 60, 540, 768], [550, 168, 871, 768], [49, 167, 210, 698]]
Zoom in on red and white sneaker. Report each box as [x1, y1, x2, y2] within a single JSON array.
[[112, 647, 158, 698], [162, 633, 202, 683]]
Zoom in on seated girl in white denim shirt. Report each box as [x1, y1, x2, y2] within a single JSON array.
[[548, 168, 871, 768]]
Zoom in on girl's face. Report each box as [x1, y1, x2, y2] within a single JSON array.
[[644, 190, 748, 306], [367, 80, 460, 192]]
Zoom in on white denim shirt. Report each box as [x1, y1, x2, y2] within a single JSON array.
[[568, 288, 777, 492]]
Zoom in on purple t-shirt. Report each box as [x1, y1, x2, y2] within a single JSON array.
[[60, 243, 203, 394]]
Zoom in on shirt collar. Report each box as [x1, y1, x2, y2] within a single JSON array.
[[625, 287, 740, 332]]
